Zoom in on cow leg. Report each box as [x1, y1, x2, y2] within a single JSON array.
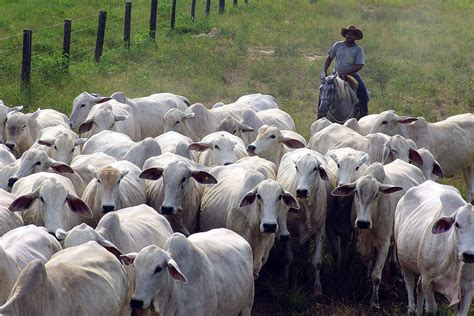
[[421, 279, 437, 315], [326, 224, 341, 275], [458, 284, 474, 316], [240, 281, 254, 316], [400, 264, 416, 314], [416, 277, 424, 316], [312, 230, 324, 296], [281, 237, 293, 283], [370, 242, 390, 309]]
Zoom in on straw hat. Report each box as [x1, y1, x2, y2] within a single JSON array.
[[341, 25, 363, 40]]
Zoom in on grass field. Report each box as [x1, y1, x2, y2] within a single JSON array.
[[0, 0, 473, 314]]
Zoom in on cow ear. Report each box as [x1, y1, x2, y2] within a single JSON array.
[[97, 236, 123, 260], [49, 160, 74, 174], [378, 184, 403, 194], [397, 117, 418, 124], [432, 216, 455, 234], [66, 194, 93, 218], [238, 123, 254, 133], [29, 109, 41, 120], [139, 167, 164, 180], [183, 112, 195, 120], [328, 152, 339, 164], [282, 137, 306, 149], [190, 170, 217, 184], [383, 146, 391, 163], [239, 189, 257, 207], [332, 183, 356, 196], [119, 168, 129, 179], [318, 165, 329, 181], [75, 138, 87, 146], [95, 97, 113, 104], [432, 161, 444, 178], [282, 191, 299, 210], [7, 105, 23, 113], [9, 191, 38, 212], [167, 258, 187, 283], [37, 139, 53, 147], [188, 142, 210, 152], [78, 119, 94, 134], [408, 148, 424, 166], [119, 252, 138, 265], [55, 228, 69, 241]]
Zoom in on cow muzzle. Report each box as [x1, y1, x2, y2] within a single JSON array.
[[161, 205, 178, 215], [8, 177, 18, 187], [130, 299, 144, 310], [262, 223, 277, 233], [462, 253, 474, 263], [356, 220, 371, 230], [296, 188, 309, 199], [246, 145, 256, 155], [102, 205, 115, 213], [5, 143, 14, 151]]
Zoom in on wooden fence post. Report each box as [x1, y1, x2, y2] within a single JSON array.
[[219, 0, 225, 14], [245, 0, 248, 3], [233, 0, 237, 6], [150, 0, 157, 40], [20, 29, 32, 90], [95, 11, 107, 62], [170, 0, 177, 30], [124, 1, 132, 48], [191, 0, 196, 21], [62, 19, 71, 70], [205, 0, 211, 16]]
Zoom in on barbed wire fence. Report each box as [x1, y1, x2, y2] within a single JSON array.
[[0, 0, 253, 90]]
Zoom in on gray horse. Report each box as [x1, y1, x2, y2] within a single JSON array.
[[317, 72, 360, 123]]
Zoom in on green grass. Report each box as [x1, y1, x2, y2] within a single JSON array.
[[0, 0, 473, 314]]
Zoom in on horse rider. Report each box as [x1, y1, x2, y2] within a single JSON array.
[[320, 25, 369, 119]]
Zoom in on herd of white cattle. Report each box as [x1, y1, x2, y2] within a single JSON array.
[[0, 91, 471, 315]]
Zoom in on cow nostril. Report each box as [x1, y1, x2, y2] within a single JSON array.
[[8, 177, 18, 187], [161, 206, 174, 215], [224, 162, 233, 166], [247, 145, 256, 152], [130, 299, 144, 310], [356, 220, 370, 229], [102, 205, 115, 213], [263, 223, 277, 233], [296, 189, 308, 198]]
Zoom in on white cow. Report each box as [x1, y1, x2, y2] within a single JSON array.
[[232, 93, 278, 110], [412, 147, 444, 181], [310, 117, 332, 136], [332, 160, 425, 308], [140, 153, 217, 235], [0, 189, 23, 236], [0, 101, 23, 144], [9, 172, 93, 234], [247, 125, 306, 168], [189, 131, 248, 166], [277, 148, 330, 294], [395, 181, 474, 315], [218, 108, 295, 145], [69, 92, 108, 129], [70, 152, 118, 189], [82, 161, 146, 221], [0, 225, 62, 303], [200, 165, 299, 277], [82, 130, 161, 168], [0, 145, 15, 166], [235, 156, 277, 180], [110, 91, 190, 137], [5, 109, 69, 157], [122, 229, 254, 315], [155, 131, 196, 161], [34, 125, 86, 164], [56, 204, 173, 255], [369, 111, 474, 201], [0, 241, 129, 315], [343, 112, 386, 136], [78, 101, 139, 140]]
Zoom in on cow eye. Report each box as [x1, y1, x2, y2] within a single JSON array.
[[278, 194, 282, 200], [40, 197, 44, 203], [80, 104, 86, 108], [181, 177, 186, 184], [71, 148, 75, 152], [175, 121, 180, 125], [256, 193, 261, 200], [337, 164, 340, 168], [455, 222, 460, 229], [355, 166, 359, 171], [97, 179, 101, 184], [35, 161, 41, 166], [270, 135, 276, 139], [154, 266, 162, 274], [313, 167, 318, 172], [21, 125, 26, 129], [294, 165, 298, 171], [54, 145, 57, 150], [382, 121, 388, 125], [214, 145, 219, 150], [232, 130, 236, 135]]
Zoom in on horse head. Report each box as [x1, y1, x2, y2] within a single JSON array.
[[319, 72, 338, 112]]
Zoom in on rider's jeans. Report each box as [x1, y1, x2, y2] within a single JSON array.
[[353, 74, 369, 118]]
